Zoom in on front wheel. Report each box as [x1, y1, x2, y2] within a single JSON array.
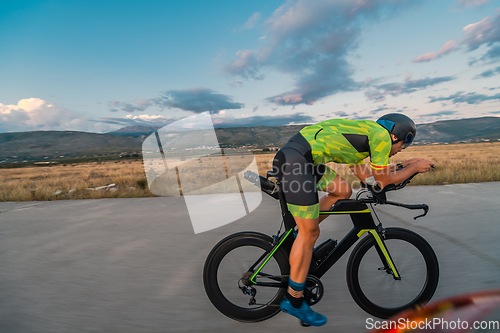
[[347, 227, 439, 319], [203, 232, 290, 322]]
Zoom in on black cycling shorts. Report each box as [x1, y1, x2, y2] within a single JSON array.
[[272, 133, 337, 219]]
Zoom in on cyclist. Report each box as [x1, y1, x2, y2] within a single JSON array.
[[273, 113, 434, 326]]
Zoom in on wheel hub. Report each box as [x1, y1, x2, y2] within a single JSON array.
[[240, 271, 254, 286]]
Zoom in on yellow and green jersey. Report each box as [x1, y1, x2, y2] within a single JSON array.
[[299, 119, 391, 170]]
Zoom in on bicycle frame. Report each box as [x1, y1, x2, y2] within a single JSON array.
[[249, 183, 400, 287]]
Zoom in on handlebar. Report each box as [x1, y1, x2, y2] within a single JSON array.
[[243, 170, 279, 199], [360, 172, 429, 219], [384, 201, 429, 220]]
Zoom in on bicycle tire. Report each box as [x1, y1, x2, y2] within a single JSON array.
[[203, 232, 290, 322], [346, 227, 439, 319]]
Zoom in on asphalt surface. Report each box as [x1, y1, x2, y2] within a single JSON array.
[[0, 182, 499, 332]]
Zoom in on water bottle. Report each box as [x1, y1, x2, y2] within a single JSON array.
[[313, 239, 337, 263]]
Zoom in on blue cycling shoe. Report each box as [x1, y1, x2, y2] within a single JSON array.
[[280, 298, 327, 327]]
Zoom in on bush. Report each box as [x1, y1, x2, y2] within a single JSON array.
[[136, 179, 147, 189]]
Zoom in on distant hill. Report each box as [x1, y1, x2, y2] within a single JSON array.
[[0, 131, 142, 161], [415, 117, 500, 143], [1, 116, 499, 163], [107, 125, 159, 137]]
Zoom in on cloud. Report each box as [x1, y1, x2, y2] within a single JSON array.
[[0, 98, 104, 133], [222, 50, 264, 80], [474, 66, 500, 78], [211, 112, 314, 127], [97, 114, 177, 128], [242, 12, 261, 30], [422, 111, 458, 117], [463, 14, 500, 52], [412, 40, 458, 63], [108, 88, 244, 114], [464, 13, 500, 63], [404, 72, 413, 81], [412, 12, 500, 64], [456, 0, 489, 7], [365, 76, 455, 102], [228, 80, 243, 88], [470, 45, 500, 64], [334, 111, 348, 117], [223, 0, 418, 106], [108, 99, 155, 112], [369, 105, 393, 115], [428, 91, 500, 104], [159, 88, 244, 113]]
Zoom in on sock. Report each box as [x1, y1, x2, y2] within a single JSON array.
[[286, 278, 305, 308]]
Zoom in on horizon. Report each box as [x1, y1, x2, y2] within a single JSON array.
[[1, 114, 499, 135], [1, 1, 500, 134]]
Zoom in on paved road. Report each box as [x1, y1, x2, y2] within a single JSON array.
[[0, 182, 499, 332]]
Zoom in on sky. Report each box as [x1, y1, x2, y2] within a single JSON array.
[[1, 0, 500, 133]]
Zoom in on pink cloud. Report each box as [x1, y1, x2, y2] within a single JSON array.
[[364, 77, 372, 85], [222, 50, 263, 79], [437, 40, 458, 56], [404, 72, 413, 81], [412, 40, 458, 63], [274, 94, 303, 104], [413, 52, 436, 62]]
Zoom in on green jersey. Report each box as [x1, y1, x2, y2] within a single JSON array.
[[299, 119, 391, 170]]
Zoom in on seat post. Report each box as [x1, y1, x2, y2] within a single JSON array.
[[276, 183, 296, 230]]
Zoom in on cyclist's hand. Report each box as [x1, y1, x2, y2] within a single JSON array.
[[414, 159, 434, 173]]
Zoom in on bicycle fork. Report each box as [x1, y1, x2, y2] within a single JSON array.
[[357, 228, 401, 280]]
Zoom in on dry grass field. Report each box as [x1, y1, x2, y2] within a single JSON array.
[[1, 142, 500, 201]]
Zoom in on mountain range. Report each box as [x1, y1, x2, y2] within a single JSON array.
[[1, 116, 499, 163]]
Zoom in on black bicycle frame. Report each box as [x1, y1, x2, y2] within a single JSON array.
[[249, 183, 401, 287]]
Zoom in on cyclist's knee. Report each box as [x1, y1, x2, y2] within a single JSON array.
[[296, 220, 320, 240]]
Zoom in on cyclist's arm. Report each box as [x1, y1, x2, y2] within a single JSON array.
[[400, 158, 425, 167], [350, 163, 419, 187], [372, 160, 434, 188], [388, 158, 423, 171]]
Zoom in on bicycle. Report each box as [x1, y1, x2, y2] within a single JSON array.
[[203, 169, 439, 323]]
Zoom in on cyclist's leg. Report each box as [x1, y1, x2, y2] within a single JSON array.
[[273, 148, 320, 289], [289, 215, 320, 287], [315, 166, 353, 222], [272, 148, 327, 326]]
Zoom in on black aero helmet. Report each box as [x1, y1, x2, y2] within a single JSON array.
[[376, 113, 416, 149]]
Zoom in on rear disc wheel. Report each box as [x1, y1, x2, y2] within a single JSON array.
[[203, 233, 289, 322]]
